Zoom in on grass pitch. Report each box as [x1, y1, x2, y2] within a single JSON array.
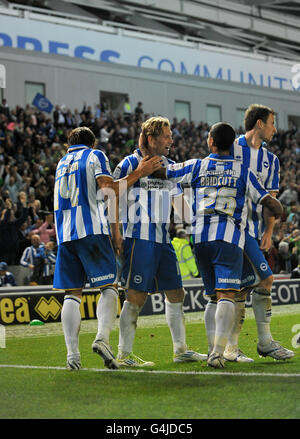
[[1, 305, 300, 420]]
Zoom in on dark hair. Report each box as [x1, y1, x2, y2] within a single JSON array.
[[67, 127, 96, 147], [244, 104, 275, 131], [210, 122, 235, 151]]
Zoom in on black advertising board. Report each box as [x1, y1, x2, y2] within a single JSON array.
[[0, 279, 299, 325]]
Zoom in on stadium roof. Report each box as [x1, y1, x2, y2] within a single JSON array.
[[1, 0, 300, 61]]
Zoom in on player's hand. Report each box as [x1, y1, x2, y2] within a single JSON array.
[[260, 233, 272, 252], [138, 155, 163, 177]]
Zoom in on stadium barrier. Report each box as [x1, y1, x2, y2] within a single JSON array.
[[0, 278, 299, 325]]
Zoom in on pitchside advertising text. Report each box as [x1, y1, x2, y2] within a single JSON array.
[[0, 280, 299, 325]]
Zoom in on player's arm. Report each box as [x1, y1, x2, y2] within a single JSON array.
[[261, 190, 278, 251], [247, 170, 283, 221], [109, 195, 123, 257], [260, 194, 283, 220], [166, 159, 199, 184], [97, 155, 162, 196]]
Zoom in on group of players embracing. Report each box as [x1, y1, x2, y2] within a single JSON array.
[[53, 103, 294, 370]]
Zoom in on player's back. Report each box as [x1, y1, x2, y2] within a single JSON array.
[[167, 154, 269, 248], [191, 155, 249, 247], [54, 145, 111, 245]]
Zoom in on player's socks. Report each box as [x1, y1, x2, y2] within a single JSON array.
[[226, 299, 245, 348], [204, 299, 217, 355], [252, 289, 273, 346], [213, 298, 235, 355], [61, 294, 81, 357], [165, 300, 187, 354], [118, 300, 141, 357], [95, 287, 119, 344]]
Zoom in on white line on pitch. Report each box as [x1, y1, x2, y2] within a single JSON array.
[[1, 364, 300, 377]]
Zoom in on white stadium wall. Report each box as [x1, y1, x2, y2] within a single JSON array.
[[0, 14, 300, 128]]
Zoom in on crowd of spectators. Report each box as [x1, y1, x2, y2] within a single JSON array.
[[0, 97, 299, 285]]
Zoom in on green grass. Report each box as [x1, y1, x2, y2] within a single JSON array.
[[1, 305, 300, 419]]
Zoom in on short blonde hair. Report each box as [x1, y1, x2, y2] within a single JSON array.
[[141, 116, 170, 139]]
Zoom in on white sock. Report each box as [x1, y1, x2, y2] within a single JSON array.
[[61, 295, 81, 358], [95, 287, 119, 345], [118, 300, 141, 358], [213, 299, 235, 356], [165, 300, 187, 355], [226, 300, 246, 349], [252, 290, 273, 346], [204, 300, 217, 356]]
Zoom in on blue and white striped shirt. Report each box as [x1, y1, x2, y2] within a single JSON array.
[[20, 244, 45, 267], [113, 149, 182, 244], [166, 154, 269, 249], [231, 135, 280, 239], [54, 145, 112, 245]]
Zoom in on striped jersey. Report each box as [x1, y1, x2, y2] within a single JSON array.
[[20, 244, 45, 267], [54, 144, 112, 245], [113, 149, 182, 244], [231, 135, 280, 239], [166, 153, 269, 249]]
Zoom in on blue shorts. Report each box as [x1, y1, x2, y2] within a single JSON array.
[[241, 233, 273, 288], [53, 234, 117, 290], [121, 238, 182, 293], [194, 241, 243, 296]]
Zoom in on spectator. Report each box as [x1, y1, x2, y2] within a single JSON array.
[[0, 99, 10, 119], [279, 182, 298, 207], [123, 96, 132, 122], [171, 228, 199, 280], [134, 102, 144, 121], [20, 234, 45, 285], [3, 166, 23, 204], [32, 213, 56, 244], [40, 241, 56, 285], [0, 194, 28, 264], [100, 123, 113, 148], [291, 255, 300, 278], [0, 261, 16, 287], [277, 240, 292, 273], [282, 228, 300, 270], [286, 201, 299, 227]]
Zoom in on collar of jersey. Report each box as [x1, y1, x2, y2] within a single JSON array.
[[238, 135, 266, 149], [68, 144, 90, 153], [208, 153, 235, 160]]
